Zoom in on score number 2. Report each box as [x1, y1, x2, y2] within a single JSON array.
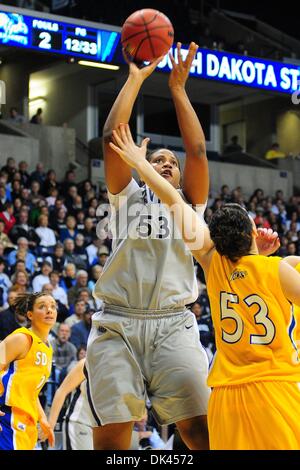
[[38, 32, 52, 49]]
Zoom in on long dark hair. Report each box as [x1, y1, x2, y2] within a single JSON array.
[[209, 203, 253, 262]]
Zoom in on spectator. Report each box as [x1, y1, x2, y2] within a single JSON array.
[[1, 157, 17, 182], [60, 263, 76, 292], [8, 106, 25, 124], [11, 270, 29, 293], [49, 270, 68, 306], [59, 215, 78, 242], [32, 260, 52, 292], [77, 287, 102, 311], [0, 219, 14, 250], [80, 218, 96, 247], [18, 161, 30, 187], [30, 107, 43, 124], [223, 135, 243, 154], [30, 163, 46, 187], [74, 233, 89, 270], [63, 238, 87, 270], [46, 242, 66, 272], [94, 245, 110, 267], [0, 290, 27, 340], [0, 184, 9, 211], [0, 257, 12, 309], [42, 169, 58, 197], [0, 202, 16, 234], [87, 265, 103, 291], [7, 237, 37, 274], [67, 270, 88, 306], [70, 307, 93, 349], [265, 143, 286, 162], [9, 209, 40, 248], [65, 299, 87, 328], [35, 214, 57, 252]]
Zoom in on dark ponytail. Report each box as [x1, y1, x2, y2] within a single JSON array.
[[12, 292, 46, 317]]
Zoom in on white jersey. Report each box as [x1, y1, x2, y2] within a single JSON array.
[[65, 381, 92, 426], [94, 179, 205, 311]]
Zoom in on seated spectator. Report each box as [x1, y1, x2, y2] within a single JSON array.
[[7, 237, 37, 274], [0, 257, 12, 309], [8, 106, 25, 124], [61, 169, 76, 198], [0, 183, 9, 211], [11, 179, 22, 202], [75, 210, 86, 231], [1, 157, 17, 182], [49, 206, 67, 235], [87, 265, 103, 291], [70, 307, 93, 349], [64, 238, 87, 270], [93, 245, 110, 267], [10, 259, 28, 282], [18, 161, 30, 187], [0, 202, 16, 234], [59, 215, 78, 242], [30, 107, 43, 124], [46, 187, 59, 208], [32, 260, 52, 292], [0, 219, 14, 250], [35, 214, 57, 252], [65, 299, 87, 328], [46, 242, 66, 272], [49, 270, 68, 306], [265, 143, 286, 162], [29, 163, 46, 187], [0, 289, 27, 340], [11, 270, 30, 293], [60, 263, 77, 292], [74, 233, 89, 270], [42, 169, 59, 197], [80, 218, 96, 248], [29, 180, 42, 204], [223, 135, 243, 154], [77, 287, 103, 311], [86, 238, 104, 265], [67, 270, 88, 306], [9, 209, 40, 248]]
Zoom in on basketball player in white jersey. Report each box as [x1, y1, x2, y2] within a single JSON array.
[[85, 42, 210, 450]]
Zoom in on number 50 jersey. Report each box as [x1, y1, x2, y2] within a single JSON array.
[[206, 253, 300, 387], [0, 328, 52, 422]]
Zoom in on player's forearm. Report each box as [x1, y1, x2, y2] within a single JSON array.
[[48, 390, 67, 429], [37, 397, 47, 422], [103, 75, 143, 138], [170, 86, 206, 158]]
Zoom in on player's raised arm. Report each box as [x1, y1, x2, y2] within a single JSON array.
[[103, 54, 163, 195], [169, 42, 209, 205]]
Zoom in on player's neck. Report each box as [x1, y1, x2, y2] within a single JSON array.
[[30, 325, 50, 343], [248, 239, 259, 256]]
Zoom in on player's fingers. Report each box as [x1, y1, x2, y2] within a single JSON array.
[[177, 42, 183, 67], [119, 123, 129, 144], [124, 124, 134, 144], [141, 137, 150, 149], [185, 42, 198, 69], [112, 129, 126, 148], [169, 52, 176, 68], [48, 429, 55, 448], [109, 142, 124, 157]]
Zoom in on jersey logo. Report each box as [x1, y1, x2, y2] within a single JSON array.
[[17, 422, 26, 431], [35, 351, 48, 366], [230, 270, 248, 281]]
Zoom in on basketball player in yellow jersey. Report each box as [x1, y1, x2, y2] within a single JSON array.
[[0, 293, 57, 450], [110, 123, 300, 450]]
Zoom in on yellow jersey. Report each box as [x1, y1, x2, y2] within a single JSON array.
[[0, 327, 52, 422], [206, 252, 300, 387]]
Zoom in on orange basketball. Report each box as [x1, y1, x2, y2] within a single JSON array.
[[121, 9, 174, 62]]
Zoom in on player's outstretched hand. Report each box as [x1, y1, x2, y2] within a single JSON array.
[[256, 228, 281, 256], [169, 41, 198, 89], [109, 123, 149, 169], [123, 48, 164, 83], [39, 418, 55, 448]]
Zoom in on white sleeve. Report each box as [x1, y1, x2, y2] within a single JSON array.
[[194, 200, 207, 218], [108, 178, 140, 211]]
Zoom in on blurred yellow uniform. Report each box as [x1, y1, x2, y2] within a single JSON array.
[[0, 328, 52, 450], [206, 252, 300, 450], [294, 263, 300, 347]]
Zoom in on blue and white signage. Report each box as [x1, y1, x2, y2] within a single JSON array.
[[0, 10, 119, 61], [0, 7, 299, 95], [157, 47, 300, 94]]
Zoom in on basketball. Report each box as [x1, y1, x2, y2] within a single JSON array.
[[121, 9, 174, 62]]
